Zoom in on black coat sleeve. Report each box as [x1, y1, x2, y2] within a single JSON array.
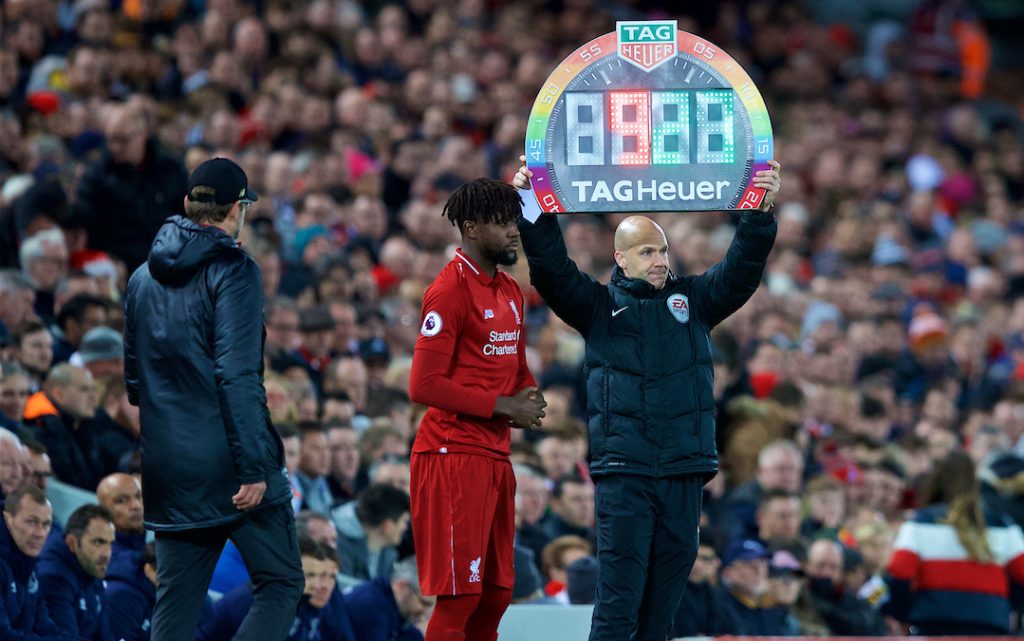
[[518, 214, 604, 336], [212, 257, 268, 484], [123, 280, 139, 407], [691, 211, 776, 328]]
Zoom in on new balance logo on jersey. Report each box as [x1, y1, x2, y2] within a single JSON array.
[[484, 309, 494, 319], [469, 557, 481, 583]]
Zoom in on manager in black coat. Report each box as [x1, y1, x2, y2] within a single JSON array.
[[514, 158, 780, 641], [124, 158, 303, 641]]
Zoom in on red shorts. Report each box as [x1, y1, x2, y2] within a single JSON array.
[[410, 451, 516, 596]]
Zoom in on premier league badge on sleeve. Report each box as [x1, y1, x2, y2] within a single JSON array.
[[420, 311, 443, 337]]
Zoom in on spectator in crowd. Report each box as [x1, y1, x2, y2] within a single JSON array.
[[801, 474, 846, 540], [850, 518, 895, 610], [199, 537, 357, 641], [14, 321, 54, 388], [671, 530, 723, 637], [332, 482, 410, 588], [364, 387, 413, 439], [38, 503, 115, 641], [105, 542, 157, 641], [264, 297, 305, 373], [862, 458, 909, 522], [510, 545, 549, 604], [276, 423, 303, 513], [22, 362, 101, 490], [542, 475, 595, 545], [886, 450, 1024, 634], [724, 440, 805, 545], [323, 357, 370, 415], [755, 489, 805, 551], [75, 326, 124, 380], [368, 455, 411, 494], [0, 486, 62, 638], [92, 376, 141, 475], [96, 472, 145, 559], [766, 549, 809, 635], [296, 510, 338, 552], [325, 422, 361, 504], [295, 422, 335, 515], [0, 361, 31, 432], [0, 271, 36, 334], [804, 539, 886, 635], [0, 427, 28, 499], [19, 227, 68, 325], [24, 440, 52, 492], [540, 535, 592, 605], [566, 555, 599, 605], [536, 432, 576, 482], [51, 293, 107, 365], [716, 539, 790, 635], [71, 103, 188, 272], [345, 556, 433, 641], [513, 464, 551, 569]]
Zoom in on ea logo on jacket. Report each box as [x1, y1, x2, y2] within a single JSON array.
[[666, 294, 690, 324], [420, 311, 442, 337]]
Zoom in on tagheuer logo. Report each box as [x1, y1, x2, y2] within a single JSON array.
[[617, 20, 678, 72]]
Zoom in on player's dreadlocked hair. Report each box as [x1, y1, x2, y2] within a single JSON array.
[[443, 178, 523, 231]]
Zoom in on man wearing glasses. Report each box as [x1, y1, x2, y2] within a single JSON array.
[[124, 157, 303, 641]]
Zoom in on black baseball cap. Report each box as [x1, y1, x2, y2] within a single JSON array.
[[187, 158, 258, 204]]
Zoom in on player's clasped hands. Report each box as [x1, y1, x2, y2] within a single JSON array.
[[496, 386, 547, 430]]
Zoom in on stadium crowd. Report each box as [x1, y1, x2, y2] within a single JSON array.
[[2, 0, 1024, 638]]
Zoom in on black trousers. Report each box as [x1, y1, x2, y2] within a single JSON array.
[[151, 503, 304, 641], [589, 474, 702, 641]]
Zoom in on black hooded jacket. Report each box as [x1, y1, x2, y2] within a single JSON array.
[[124, 216, 290, 530], [518, 212, 776, 479]]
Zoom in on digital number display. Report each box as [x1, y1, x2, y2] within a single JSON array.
[[565, 90, 735, 167], [526, 21, 773, 213]]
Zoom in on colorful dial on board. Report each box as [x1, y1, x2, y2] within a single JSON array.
[[525, 21, 773, 214]]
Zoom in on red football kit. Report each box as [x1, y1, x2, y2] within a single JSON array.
[[409, 249, 535, 597]]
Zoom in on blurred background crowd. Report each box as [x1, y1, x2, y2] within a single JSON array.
[[2, 0, 1024, 638]]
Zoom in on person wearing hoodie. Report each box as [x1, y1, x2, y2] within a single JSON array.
[[95, 473, 145, 561], [197, 537, 357, 641], [105, 542, 157, 641], [331, 482, 410, 588], [37, 503, 115, 641], [345, 556, 433, 641], [123, 157, 303, 641], [0, 485, 74, 640]]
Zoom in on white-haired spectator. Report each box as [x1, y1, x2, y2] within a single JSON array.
[[0, 427, 28, 498]]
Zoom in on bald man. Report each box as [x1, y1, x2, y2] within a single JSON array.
[[515, 157, 781, 641], [97, 473, 146, 560]]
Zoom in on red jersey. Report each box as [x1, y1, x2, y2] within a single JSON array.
[[409, 249, 535, 459]]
